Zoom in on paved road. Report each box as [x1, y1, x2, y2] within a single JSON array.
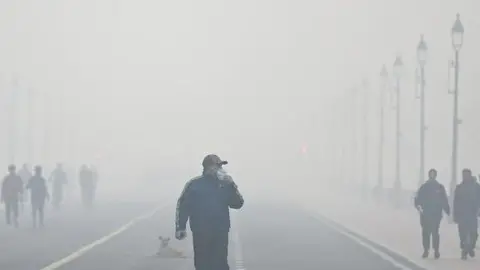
[[0, 200, 163, 270], [236, 202, 425, 270], [54, 204, 195, 270], [0, 198, 432, 270]]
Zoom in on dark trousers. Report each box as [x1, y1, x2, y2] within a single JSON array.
[[458, 218, 478, 251], [19, 193, 25, 213], [420, 215, 441, 252], [5, 199, 19, 226], [32, 199, 45, 227], [81, 188, 94, 208], [192, 230, 229, 270], [52, 187, 63, 209]]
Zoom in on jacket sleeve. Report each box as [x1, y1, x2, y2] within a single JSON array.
[[476, 184, 480, 214], [175, 180, 193, 231], [1, 178, 6, 201], [440, 185, 450, 215], [453, 186, 460, 221], [43, 178, 50, 198], [228, 181, 244, 209], [16, 177, 23, 194], [414, 185, 424, 209]]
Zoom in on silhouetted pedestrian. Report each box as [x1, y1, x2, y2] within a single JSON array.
[[414, 168, 450, 259], [79, 165, 94, 208], [18, 163, 32, 213], [453, 168, 480, 260], [26, 166, 49, 228], [175, 154, 244, 270], [1, 165, 23, 227], [50, 163, 67, 209]]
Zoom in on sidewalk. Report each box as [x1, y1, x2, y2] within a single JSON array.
[[291, 189, 480, 270]]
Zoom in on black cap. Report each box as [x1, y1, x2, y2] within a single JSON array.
[[202, 154, 228, 168]]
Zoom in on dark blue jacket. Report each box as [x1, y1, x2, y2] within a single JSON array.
[[175, 173, 244, 232], [414, 179, 450, 219], [453, 181, 480, 223]]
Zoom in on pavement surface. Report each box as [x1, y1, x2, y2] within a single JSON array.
[[0, 198, 430, 269], [294, 189, 480, 270], [237, 202, 423, 270], [0, 200, 165, 270]]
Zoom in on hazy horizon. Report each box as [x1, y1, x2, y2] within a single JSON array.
[[0, 0, 478, 196]]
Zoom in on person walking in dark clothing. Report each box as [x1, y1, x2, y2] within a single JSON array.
[[1, 165, 23, 227], [414, 168, 450, 259], [26, 166, 49, 228], [175, 154, 244, 270], [79, 165, 94, 208], [18, 164, 32, 213], [50, 163, 67, 209], [90, 166, 98, 204], [453, 168, 480, 260]]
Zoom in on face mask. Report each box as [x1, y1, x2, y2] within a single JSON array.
[[216, 168, 228, 181]]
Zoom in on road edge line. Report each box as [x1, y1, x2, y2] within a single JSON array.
[[304, 207, 430, 270], [40, 203, 171, 270], [231, 212, 246, 270]]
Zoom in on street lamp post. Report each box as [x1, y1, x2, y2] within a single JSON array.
[[378, 66, 388, 195], [393, 55, 404, 206], [350, 87, 359, 187], [362, 79, 369, 198], [8, 79, 18, 165], [27, 88, 34, 165], [416, 35, 428, 188], [449, 13, 464, 206], [340, 88, 350, 186], [42, 91, 51, 164]]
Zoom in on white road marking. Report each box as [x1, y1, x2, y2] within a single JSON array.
[[232, 230, 246, 270], [40, 204, 169, 270], [306, 209, 421, 270], [231, 212, 246, 270]]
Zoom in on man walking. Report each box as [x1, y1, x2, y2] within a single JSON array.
[[79, 165, 94, 208], [175, 154, 244, 270], [90, 165, 99, 204], [414, 168, 450, 259], [1, 165, 23, 227], [50, 163, 67, 209], [453, 168, 480, 260], [26, 166, 49, 228], [18, 164, 32, 213]]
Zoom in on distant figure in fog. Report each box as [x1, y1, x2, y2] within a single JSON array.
[[453, 168, 480, 260], [175, 154, 244, 270], [1, 165, 23, 227], [50, 163, 68, 209], [90, 165, 98, 203], [26, 166, 49, 228], [18, 163, 32, 212], [414, 168, 450, 259], [79, 165, 95, 208]]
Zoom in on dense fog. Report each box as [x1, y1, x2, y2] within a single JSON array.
[[0, 1, 478, 202], [0, 1, 479, 269]]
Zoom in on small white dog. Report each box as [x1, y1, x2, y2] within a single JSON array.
[[156, 236, 187, 258]]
